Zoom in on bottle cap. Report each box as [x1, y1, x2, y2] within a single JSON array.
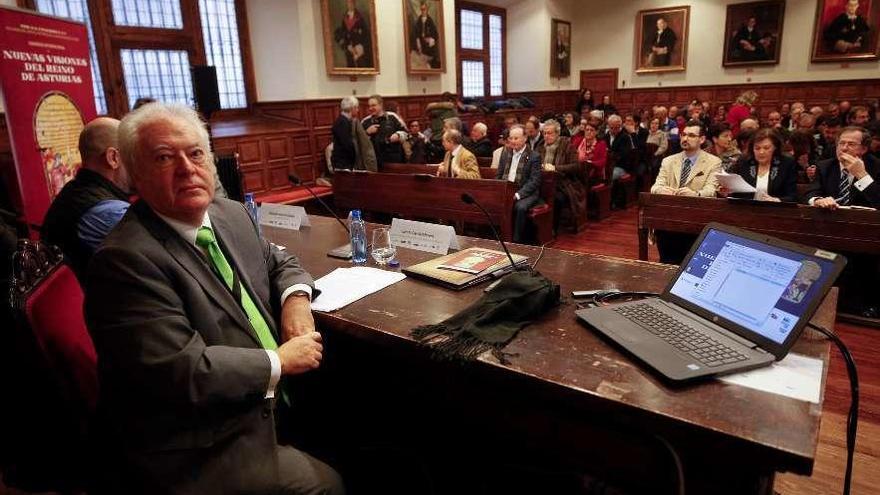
[[244, 192, 254, 202], [388, 259, 400, 268], [351, 209, 361, 220]]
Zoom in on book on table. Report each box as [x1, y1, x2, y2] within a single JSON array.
[[403, 247, 529, 290]]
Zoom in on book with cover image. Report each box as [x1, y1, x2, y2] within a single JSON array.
[[437, 249, 508, 274], [403, 247, 529, 290]]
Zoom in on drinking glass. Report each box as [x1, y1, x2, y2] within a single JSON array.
[[371, 228, 396, 265]]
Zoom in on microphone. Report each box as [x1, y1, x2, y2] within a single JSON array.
[[288, 174, 352, 259], [461, 192, 522, 272]]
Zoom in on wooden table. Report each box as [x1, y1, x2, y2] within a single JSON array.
[[638, 192, 880, 261], [268, 216, 836, 495]]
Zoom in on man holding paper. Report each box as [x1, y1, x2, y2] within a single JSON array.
[[650, 120, 721, 264]]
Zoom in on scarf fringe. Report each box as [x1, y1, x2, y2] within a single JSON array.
[[412, 324, 520, 365]]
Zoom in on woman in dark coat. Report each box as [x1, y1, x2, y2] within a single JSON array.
[[723, 128, 798, 202]]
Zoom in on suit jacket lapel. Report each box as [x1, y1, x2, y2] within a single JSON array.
[[133, 202, 262, 348], [673, 152, 683, 187]]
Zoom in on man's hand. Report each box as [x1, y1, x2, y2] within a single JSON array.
[[543, 163, 555, 171], [389, 133, 401, 143], [840, 153, 867, 180], [280, 294, 315, 342], [814, 196, 839, 209], [675, 187, 698, 197], [277, 332, 323, 375], [654, 186, 676, 195], [366, 124, 380, 135]]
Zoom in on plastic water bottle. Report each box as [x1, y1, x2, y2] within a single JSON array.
[[348, 209, 367, 264], [244, 193, 262, 236]]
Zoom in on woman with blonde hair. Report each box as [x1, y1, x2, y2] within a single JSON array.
[[726, 90, 758, 137]]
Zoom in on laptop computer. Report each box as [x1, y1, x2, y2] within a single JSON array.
[[576, 223, 846, 381]]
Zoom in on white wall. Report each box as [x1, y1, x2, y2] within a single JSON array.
[[247, 0, 457, 101], [506, 0, 576, 92], [572, 0, 880, 90]]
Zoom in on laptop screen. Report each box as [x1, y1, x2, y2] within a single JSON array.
[[668, 228, 839, 345]]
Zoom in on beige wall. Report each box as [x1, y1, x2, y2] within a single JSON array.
[[247, 0, 458, 101], [506, 0, 576, 92], [571, 0, 880, 90]]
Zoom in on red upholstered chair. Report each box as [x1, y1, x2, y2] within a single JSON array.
[[7, 239, 96, 492], [528, 173, 556, 245]]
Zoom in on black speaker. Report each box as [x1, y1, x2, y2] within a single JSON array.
[[191, 65, 221, 117]]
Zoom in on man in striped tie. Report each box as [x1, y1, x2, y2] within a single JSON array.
[[806, 126, 880, 209], [84, 103, 344, 494]]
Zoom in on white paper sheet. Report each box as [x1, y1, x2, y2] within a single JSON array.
[[719, 353, 824, 403], [716, 171, 757, 194], [310, 267, 406, 312]]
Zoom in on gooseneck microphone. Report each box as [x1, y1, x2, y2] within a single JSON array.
[[288, 174, 352, 259], [461, 192, 522, 272]]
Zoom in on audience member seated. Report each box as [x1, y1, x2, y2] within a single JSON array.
[[465, 122, 494, 158], [650, 120, 722, 264], [85, 102, 344, 495], [818, 118, 842, 160], [736, 128, 755, 154], [804, 126, 880, 209], [788, 130, 819, 183], [404, 119, 428, 163], [569, 117, 587, 149], [495, 125, 543, 243], [362, 94, 408, 166], [849, 105, 870, 126], [594, 95, 617, 118], [561, 112, 580, 138], [525, 120, 543, 150], [739, 118, 759, 134], [426, 92, 459, 160], [41, 117, 130, 283], [606, 115, 636, 186], [625, 114, 648, 158], [578, 121, 608, 184], [536, 119, 584, 232], [575, 88, 594, 115], [707, 122, 741, 171], [722, 128, 798, 202], [436, 129, 480, 180], [646, 117, 669, 160], [331, 95, 377, 172]]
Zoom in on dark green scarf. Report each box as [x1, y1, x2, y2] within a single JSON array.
[[411, 270, 560, 364]]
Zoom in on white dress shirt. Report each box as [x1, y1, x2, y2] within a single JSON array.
[[157, 210, 313, 399]]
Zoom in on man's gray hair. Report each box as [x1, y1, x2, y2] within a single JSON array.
[[443, 129, 463, 145], [839, 126, 871, 147], [118, 103, 213, 178], [472, 122, 487, 137], [607, 114, 622, 124], [542, 119, 561, 134], [443, 116, 463, 131], [509, 124, 526, 136], [340, 95, 359, 112]]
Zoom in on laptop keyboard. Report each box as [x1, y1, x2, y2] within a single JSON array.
[[613, 303, 749, 368]]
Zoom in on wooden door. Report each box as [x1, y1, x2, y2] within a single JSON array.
[[579, 68, 618, 107]]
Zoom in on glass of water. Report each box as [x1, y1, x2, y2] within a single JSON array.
[[371, 227, 396, 265]]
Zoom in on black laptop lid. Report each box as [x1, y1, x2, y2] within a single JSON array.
[[662, 223, 846, 360]]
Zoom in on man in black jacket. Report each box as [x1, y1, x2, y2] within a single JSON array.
[[496, 125, 542, 243], [362, 94, 408, 166], [804, 127, 880, 209], [41, 117, 131, 282], [466, 122, 494, 158]]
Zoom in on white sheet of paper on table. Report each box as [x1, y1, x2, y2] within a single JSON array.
[[719, 352, 824, 404], [716, 171, 757, 194], [310, 267, 407, 312]]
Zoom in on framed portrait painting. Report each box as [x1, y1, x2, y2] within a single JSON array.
[[550, 19, 571, 77], [321, 0, 380, 75], [811, 0, 880, 62], [635, 6, 689, 74], [403, 0, 446, 74], [723, 1, 786, 67]]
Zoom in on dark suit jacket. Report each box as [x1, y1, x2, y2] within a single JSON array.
[[85, 198, 317, 494], [650, 28, 676, 65], [466, 137, 494, 158], [804, 154, 880, 207], [496, 146, 542, 200], [605, 131, 635, 172], [729, 155, 799, 202], [330, 113, 356, 169]]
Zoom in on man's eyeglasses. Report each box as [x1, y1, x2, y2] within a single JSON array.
[[681, 132, 701, 139]]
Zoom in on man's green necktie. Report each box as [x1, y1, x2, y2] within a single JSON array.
[[196, 226, 277, 351]]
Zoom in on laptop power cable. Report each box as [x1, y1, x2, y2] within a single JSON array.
[[807, 322, 859, 495]]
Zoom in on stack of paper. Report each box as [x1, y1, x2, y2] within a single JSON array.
[[719, 353, 823, 403], [310, 267, 406, 312]]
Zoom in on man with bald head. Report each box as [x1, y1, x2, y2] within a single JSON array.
[[496, 125, 542, 243], [42, 116, 130, 282]]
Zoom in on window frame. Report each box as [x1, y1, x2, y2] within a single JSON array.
[[20, 0, 256, 117], [455, 1, 506, 99]]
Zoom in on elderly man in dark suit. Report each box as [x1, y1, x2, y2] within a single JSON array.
[[496, 124, 542, 243], [84, 103, 344, 494], [804, 126, 880, 209]]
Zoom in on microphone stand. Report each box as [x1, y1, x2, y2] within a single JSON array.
[[460, 193, 523, 273], [288, 174, 352, 259]]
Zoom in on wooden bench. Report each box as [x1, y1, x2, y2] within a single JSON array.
[[335, 165, 555, 244], [637, 192, 880, 261]]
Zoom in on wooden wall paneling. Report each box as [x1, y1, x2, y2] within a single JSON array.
[[237, 139, 262, 165], [257, 102, 308, 127], [212, 138, 236, 158], [311, 104, 338, 129]]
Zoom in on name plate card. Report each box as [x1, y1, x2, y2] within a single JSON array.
[[259, 203, 311, 231], [389, 218, 460, 255]]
